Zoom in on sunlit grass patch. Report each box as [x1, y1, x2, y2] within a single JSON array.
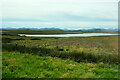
[[2, 51, 118, 78]]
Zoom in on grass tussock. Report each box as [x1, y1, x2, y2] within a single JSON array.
[[2, 43, 118, 64], [2, 51, 118, 78]]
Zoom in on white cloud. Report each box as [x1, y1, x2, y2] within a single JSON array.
[[1, 0, 118, 29]]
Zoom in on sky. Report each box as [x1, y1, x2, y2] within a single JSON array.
[[1, 0, 119, 30]]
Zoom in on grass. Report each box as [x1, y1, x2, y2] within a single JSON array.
[[2, 51, 118, 78], [2, 35, 119, 64], [2, 30, 119, 78], [2, 43, 118, 64], [2, 29, 83, 35], [2, 34, 118, 54]]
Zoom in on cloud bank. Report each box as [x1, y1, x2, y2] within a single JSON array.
[[1, 0, 118, 29]]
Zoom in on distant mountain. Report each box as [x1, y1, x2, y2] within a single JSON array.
[[38, 28, 62, 30], [80, 28, 118, 32], [1, 27, 118, 32], [2, 27, 63, 30]]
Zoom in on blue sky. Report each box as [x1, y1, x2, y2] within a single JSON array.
[[1, 0, 119, 30]]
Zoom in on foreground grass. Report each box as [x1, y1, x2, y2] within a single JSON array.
[[3, 52, 118, 78]]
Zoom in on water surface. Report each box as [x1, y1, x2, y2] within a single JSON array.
[[18, 33, 119, 37]]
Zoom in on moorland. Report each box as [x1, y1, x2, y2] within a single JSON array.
[[2, 29, 119, 78]]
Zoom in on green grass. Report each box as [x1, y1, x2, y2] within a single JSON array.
[[2, 30, 119, 78], [2, 51, 118, 78]]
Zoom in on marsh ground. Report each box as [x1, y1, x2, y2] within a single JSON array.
[[2, 30, 119, 78]]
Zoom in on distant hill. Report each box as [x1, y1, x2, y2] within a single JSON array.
[[1, 27, 118, 32], [79, 28, 118, 32]]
